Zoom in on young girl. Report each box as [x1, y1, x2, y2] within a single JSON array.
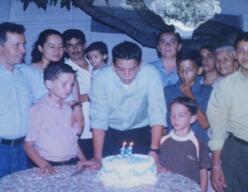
[[160, 96, 211, 192], [24, 63, 86, 175]]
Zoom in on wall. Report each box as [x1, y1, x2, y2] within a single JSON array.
[[0, 0, 157, 63], [0, 0, 247, 63]]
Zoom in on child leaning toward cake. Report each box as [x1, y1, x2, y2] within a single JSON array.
[[159, 96, 211, 192], [24, 63, 88, 175]]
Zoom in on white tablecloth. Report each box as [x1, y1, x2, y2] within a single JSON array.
[[0, 165, 201, 192]]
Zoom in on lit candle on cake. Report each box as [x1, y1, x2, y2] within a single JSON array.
[[120, 141, 127, 155], [127, 142, 133, 155]]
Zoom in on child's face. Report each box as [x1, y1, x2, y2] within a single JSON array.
[[113, 58, 140, 84], [200, 48, 216, 73], [235, 40, 248, 72], [170, 102, 196, 132], [46, 73, 75, 100], [39, 34, 64, 63], [178, 59, 199, 85], [216, 50, 237, 76], [87, 50, 106, 69]]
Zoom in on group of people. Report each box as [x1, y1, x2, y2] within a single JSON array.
[[0, 21, 247, 192]]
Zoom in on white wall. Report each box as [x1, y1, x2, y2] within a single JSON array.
[[0, 0, 247, 63], [0, 0, 157, 63]]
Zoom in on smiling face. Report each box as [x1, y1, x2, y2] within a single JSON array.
[[0, 32, 25, 69], [157, 32, 181, 59], [170, 102, 196, 133], [114, 58, 140, 84], [216, 50, 237, 76], [39, 34, 64, 63]]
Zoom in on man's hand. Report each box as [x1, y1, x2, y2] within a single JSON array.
[[211, 167, 226, 192], [71, 105, 84, 134], [180, 83, 194, 99], [149, 150, 160, 165], [80, 158, 102, 170]]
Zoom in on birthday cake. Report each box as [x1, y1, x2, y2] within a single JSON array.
[[98, 153, 157, 188]]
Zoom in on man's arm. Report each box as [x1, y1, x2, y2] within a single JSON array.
[[211, 150, 226, 192], [82, 128, 105, 170], [93, 128, 105, 161], [149, 125, 164, 163], [200, 169, 208, 192]]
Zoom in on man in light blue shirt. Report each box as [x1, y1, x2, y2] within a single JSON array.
[[85, 41, 166, 169], [0, 22, 31, 177]]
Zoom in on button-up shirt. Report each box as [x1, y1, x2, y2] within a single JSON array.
[[150, 59, 179, 87], [90, 63, 166, 131], [208, 70, 248, 151], [0, 64, 31, 139]]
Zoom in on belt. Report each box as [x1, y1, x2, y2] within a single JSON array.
[[47, 157, 79, 166], [229, 134, 248, 146], [0, 137, 25, 146]]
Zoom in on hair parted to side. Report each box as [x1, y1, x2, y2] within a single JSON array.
[[169, 96, 198, 115], [31, 29, 63, 63], [0, 22, 25, 45], [43, 62, 76, 81], [112, 41, 142, 65]]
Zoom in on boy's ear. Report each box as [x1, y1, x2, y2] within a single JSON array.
[[44, 80, 53, 90], [197, 66, 203, 75], [103, 54, 107, 60], [190, 114, 197, 124]]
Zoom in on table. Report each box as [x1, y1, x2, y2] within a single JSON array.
[[0, 165, 201, 192]]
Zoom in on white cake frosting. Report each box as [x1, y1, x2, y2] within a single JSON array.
[[98, 154, 157, 188]]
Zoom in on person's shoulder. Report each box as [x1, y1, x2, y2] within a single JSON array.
[[215, 71, 240, 89], [200, 83, 213, 93], [141, 63, 160, 75], [165, 81, 179, 92], [149, 59, 160, 67], [93, 65, 113, 81]]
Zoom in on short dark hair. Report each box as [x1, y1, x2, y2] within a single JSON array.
[[85, 41, 108, 62], [199, 45, 215, 53], [169, 96, 198, 115], [0, 22, 25, 45], [234, 31, 248, 49], [177, 49, 202, 68], [112, 41, 142, 64], [44, 62, 76, 81], [31, 29, 63, 63], [63, 29, 86, 45]]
